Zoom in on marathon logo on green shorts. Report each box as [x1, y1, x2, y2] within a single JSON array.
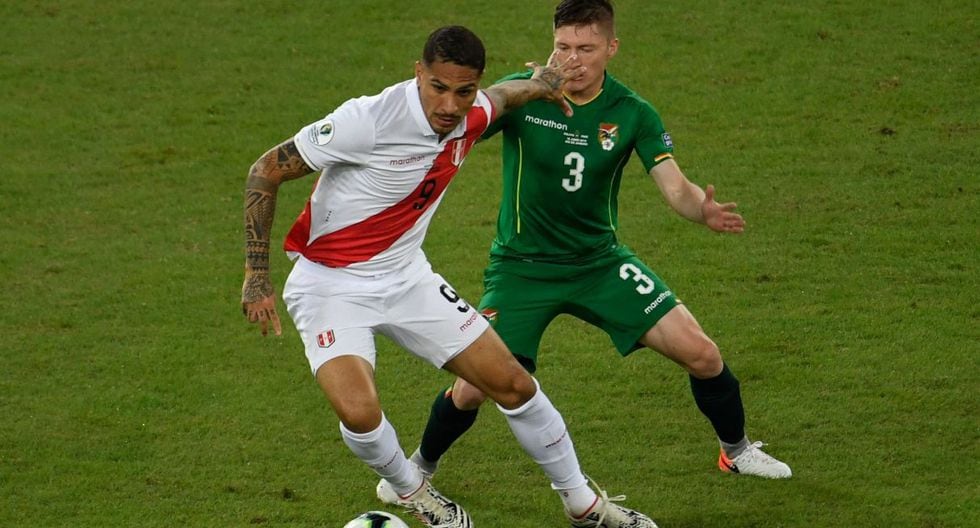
[[643, 290, 673, 314]]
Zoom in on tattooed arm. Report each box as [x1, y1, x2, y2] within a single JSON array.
[[485, 52, 584, 119], [242, 140, 313, 336]]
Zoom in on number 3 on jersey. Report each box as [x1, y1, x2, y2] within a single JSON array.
[[562, 152, 585, 192]]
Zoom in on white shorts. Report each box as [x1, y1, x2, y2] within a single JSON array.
[[282, 255, 489, 375]]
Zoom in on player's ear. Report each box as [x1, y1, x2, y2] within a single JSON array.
[[607, 37, 620, 59], [414, 60, 424, 83]]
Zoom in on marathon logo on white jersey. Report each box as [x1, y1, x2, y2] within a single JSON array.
[[525, 114, 568, 131], [389, 153, 426, 167]]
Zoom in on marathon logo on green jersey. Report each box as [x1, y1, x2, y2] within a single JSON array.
[[524, 114, 568, 131]]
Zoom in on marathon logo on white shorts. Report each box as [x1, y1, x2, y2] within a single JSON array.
[[459, 311, 479, 332], [316, 329, 335, 348]]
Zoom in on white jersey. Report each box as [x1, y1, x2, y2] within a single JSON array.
[[286, 79, 496, 276]]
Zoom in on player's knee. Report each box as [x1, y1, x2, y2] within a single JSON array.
[[334, 404, 383, 434], [687, 340, 724, 379], [487, 368, 537, 410]]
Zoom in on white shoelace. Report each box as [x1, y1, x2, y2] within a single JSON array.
[[586, 474, 627, 527], [739, 441, 770, 461]]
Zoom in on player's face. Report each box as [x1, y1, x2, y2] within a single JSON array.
[[553, 23, 618, 99], [415, 60, 482, 135]]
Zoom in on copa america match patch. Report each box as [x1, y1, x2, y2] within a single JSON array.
[[309, 120, 335, 146], [662, 131, 673, 148]]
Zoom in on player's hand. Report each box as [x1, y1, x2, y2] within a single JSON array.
[[701, 184, 745, 234], [527, 50, 584, 117], [242, 272, 282, 336]]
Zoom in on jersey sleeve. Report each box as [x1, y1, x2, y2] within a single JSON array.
[[293, 98, 375, 171], [633, 99, 674, 173]]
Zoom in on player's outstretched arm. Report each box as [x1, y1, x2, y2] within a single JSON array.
[[242, 140, 314, 336], [650, 159, 745, 233], [485, 51, 584, 119]]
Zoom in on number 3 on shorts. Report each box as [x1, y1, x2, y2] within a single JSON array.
[[619, 263, 655, 295]]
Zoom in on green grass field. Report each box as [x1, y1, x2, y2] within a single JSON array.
[[2, 1, 977, 526]]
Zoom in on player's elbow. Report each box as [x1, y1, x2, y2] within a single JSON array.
[[248, 154, 282, 187]]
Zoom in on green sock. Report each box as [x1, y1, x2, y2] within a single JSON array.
[[689, 363, 746, 445], [418, 386, 479, 464]]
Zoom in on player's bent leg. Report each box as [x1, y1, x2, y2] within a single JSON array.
[[444, 328, 585, 493], [317, 356, 474, 526], [316, 355, 416, 492], [640, 306, 791, 479], [377, 378, 490, 505], [445, 329, 657, 523]]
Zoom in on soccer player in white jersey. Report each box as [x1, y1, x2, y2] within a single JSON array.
[[241, 26, 657, 528]]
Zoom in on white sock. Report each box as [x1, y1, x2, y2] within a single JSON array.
[[339, 415, 423, 497], [496, 378, 596, 514]]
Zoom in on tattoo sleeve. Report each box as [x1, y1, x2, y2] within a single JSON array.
[[244, 173, 276, 273], [242, 140, 312, 302], [487, 79, 550, 114]]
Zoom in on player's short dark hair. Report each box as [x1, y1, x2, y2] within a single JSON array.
[[422, 25, 486, 73], [554, 0, 615, 35]]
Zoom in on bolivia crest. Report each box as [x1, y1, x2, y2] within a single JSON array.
[[598, 123, 619, 151]]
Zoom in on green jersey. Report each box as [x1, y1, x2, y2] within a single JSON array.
[[484, 72, 673, 263]]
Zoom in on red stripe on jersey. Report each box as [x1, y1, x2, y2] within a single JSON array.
[[284, 105, 490, 267]]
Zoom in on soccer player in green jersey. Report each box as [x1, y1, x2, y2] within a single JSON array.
[[379, 2, 792, 506]]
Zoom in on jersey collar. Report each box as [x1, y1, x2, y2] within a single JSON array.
[[563, 72, 608, 107]]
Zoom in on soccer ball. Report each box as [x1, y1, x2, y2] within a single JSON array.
[[342, 511, 410, 528]]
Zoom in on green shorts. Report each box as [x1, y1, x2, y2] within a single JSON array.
[[478, 245, 680, 372]]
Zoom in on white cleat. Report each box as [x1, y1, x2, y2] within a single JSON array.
[[567, 479, 658, 528], [718, 440, 792, 479], [376, 476, 401, 506], [379, 479, 473, 528]]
